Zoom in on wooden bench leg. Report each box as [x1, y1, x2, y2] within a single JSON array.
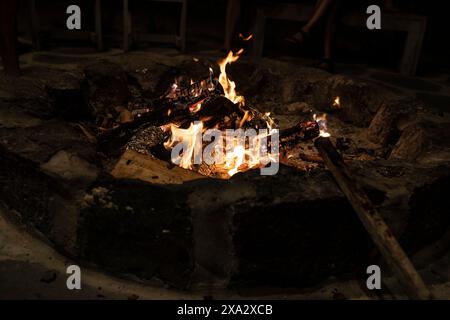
[[250, 8, 266, 64], [178, 0, 187, 52], [0, 0, 20, 76], [123, 0, 130, 52], [95, 0, 103, 51], [29, 0, 40, 50], [399, 19, 427, 76]]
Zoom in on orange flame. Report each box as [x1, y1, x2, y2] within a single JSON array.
[[218, 50, 245, 106], [226, 144, 246, 176], [164, 122, 203, 170], [332, 96, 341, 110], [239, 33, 253, 41], [163, 49, 279, 178], [164, 124, 279, 178]]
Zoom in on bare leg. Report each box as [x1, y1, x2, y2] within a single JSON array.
[[323, 1, 338, 60], [0, 0, 20, 76], [287, 0, 335, 44], [315, 1, 338, 73], [224, 0, 241, 51], [303, 0, 335, 34]]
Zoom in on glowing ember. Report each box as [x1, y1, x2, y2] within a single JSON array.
[[332, 96, 341, 110], [189, 102, 203, 113], [313, 113, 331, 138], [239, 33, 253, 41]]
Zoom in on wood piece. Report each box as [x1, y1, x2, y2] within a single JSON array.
[[111, 149, 205, 185], [367, 103, 399, 145], [367, 100, 410, 146], [389, 123, 426, 161], [314, 137, 432, 300], [280, 121, 319, 142], [99, 104, 319, 156], [299, 152, 323, 163]]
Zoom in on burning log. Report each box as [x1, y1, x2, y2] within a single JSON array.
[[280, 121, 320, 145], [99, 91, 320, 156], [122, 120, 319, 156], [97, 77, 221, 143], [97, 49, 323, 177], [299, 152, 324, 163], [314, 137, 432, 300]]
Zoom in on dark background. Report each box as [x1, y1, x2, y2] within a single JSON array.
[[14, 0, 450, 75]]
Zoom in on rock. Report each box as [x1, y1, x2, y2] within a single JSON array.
[[45, 72, 89, 121], [390, 121, 450, 163], [40, 270, 58, 283], [117, 107, 134, 124], [242, 63, 391, 127], [41, 150, 98, 185], [311, 75, 384, 126], [282, 80, 297, 104], [389, 123, 426, 161], [0, 108, 43, 128], [80, 165, 374, 289], [367, 99, 416, 146], [78, 178, 194, 289], [82, 61, 132, 117], [0, 119, 97, 165], [0, 144, 73, 235], [402, 174, 450, 253], [284, 102, 313, 115], [104, 52, 180, 98]]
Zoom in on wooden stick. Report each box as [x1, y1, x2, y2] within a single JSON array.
[[314, 137, 432, 300]]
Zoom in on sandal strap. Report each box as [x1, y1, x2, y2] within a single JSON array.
[[299, 29, 310, 39]]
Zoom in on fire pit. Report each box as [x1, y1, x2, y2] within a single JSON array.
[[98, 49, 326, 181], [1, 51, 450, 294]]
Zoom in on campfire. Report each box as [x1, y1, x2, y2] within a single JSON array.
[[99, 49, 327, 179]]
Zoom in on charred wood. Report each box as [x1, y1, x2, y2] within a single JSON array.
[[315, 137, 432, 300]]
